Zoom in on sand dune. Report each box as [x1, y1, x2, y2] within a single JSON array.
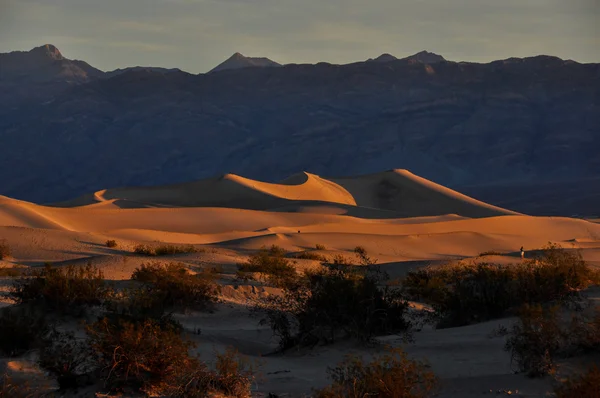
[[53, 170, 517, 218]]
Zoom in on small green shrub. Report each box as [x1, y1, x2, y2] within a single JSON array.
[[9, 263, 110, 315], [0, 307, 50, 357], [0, 240, 10, 260], [314, 348, 438, 398], [131, 262, 219, 312], [38, 330, 97, 390], [555, 365, 600, 398], [403, 244, 599, 327], [237, 247, 297, 288], [105, 240, 118, 248]]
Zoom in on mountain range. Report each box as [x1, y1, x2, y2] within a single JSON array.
[[0, 45, 598, 215]]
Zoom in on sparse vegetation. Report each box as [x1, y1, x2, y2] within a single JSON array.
[[504, 305, 600, 377], [314, 348, 438, 398], [479, 251, 502, 256], [131, 262, 219, 312], [0, 307, 50, 357], [133, 244, 198, 256], [38, 330, 97, 390], [257, 250, 411, 350], [0, 240, 10, 260], [292, 251, 327, 261], [403, 244, 600, 327], [9, 263, 110, 315], [105, 239, 117, 248], [315, 243, 326, 250], [554, 365, 600, 398], [237, 246, 297, 287], [0, 266, 25, 278]]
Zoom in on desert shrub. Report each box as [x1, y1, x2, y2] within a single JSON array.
[[105, 240, 117, 248], [133, 244, 197, 256], [315, 243, 326, 250], [0, 307, 50, 357], [479, 251, 502, 256], [505, 305, 600, 377], [0, 266, 26, 278], [86, 316, 196, 392], [0, 374, 38, 398], [554, 365, 600, 398], [237, 247, 297, 288], [131, 262, 219, 312], [403, 244, 599, 327], [314, 348, 438, 398], [166, 347, 255, 398], [0, 240, 10, 260], [9, 263, 110, 315], [258, 252, 411, 350], [38, 330, 97, 390], [354, 246, 376, 266], [292, 251, 327, 261]]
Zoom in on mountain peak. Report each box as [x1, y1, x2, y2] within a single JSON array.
[[210, 53, 282, 73], [30, 44, 64, 60], [370, 53, 398, 63], [403, 50, 446, 64]]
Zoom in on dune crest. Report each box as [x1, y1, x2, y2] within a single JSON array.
[[52, 169, 516, 218]]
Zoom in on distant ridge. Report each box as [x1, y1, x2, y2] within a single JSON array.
[[367, 50, 446, 64], [104, 66, 182, 78], [210, 52, 282, 73]]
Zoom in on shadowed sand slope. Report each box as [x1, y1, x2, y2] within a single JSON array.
[[53, 170, 517, 218]]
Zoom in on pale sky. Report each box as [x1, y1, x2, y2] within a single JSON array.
[[0, 0, 598, 73]]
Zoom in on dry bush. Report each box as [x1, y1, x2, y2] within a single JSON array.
[[237, 246, 297, 288], [9, 263, 110, 316], [0, 374, 39, 398], [131, 262, 219, 312], [403, 244, 599, 327], [258, 251, 411, 350], [87, 317, 195, 393], [0, 240, 10, 260], [0, 307, 50, 357], [0, 266, 25, 278], [165, 348, 256, 398], [479, 251, 502, 256], [292, 251, 327, 261], [315, 243, 326, 250], [38, 330, 97, 390], [87, 317, 254, 396], [105, 240, 117, 248], [555, 365, 600, 398], [505, 305, 600, 377], [314, 348, 438, 398], [133, 244, 198, 256]]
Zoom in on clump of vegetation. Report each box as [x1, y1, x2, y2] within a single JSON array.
[[131, 262, 219, 312], [479, 251, 502, 256], [38, 330, 97, 390], [237, 246, 297, 288], [403, 244, 599, 327], [504, 305, 600, 377], [9, 263, 110, 316], [87, 317, 254, 396], [0, 240, 10, 260], [554, 365, 600, 398], [105, 240, 118, 248], [314, 348, 438, 398], [133, 244, 198, 256], [292, 251, 327, 261], [0, 266, 25, 278], [0, 307, 50, 357], [0, 374, 38, 398], [258, 251, 411, 350], [315, 243, 326, 250]]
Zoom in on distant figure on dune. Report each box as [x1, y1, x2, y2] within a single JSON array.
[[520, 246, 525, 259]]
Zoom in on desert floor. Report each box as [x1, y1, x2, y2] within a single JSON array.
[[1, 170, 599, 397]]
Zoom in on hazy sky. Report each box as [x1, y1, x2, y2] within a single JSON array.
[[1, 0, 598, 73]]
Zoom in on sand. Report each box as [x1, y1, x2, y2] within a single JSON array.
[[1, 170, 598, 397]]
